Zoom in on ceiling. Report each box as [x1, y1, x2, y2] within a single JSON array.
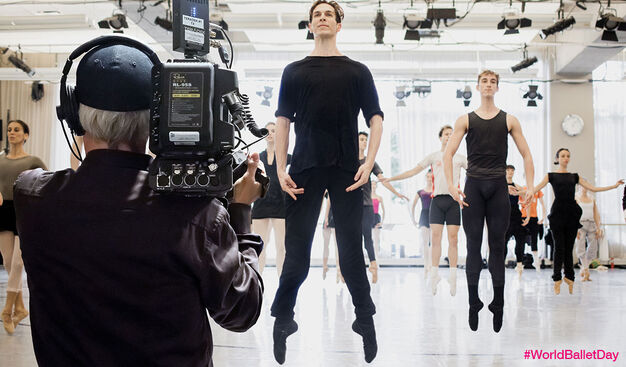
[[0, 0, 625, 81]]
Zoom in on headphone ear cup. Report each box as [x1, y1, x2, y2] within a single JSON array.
[[65, 85, 85, 136]]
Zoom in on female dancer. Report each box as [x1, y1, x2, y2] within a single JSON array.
[[575, 186, 602, 282], [411, 170, 433, 278], [533, 148, 623, 294], [251, 122, 291, 275], [1, 120, 47, 334], [371, 181, 385, 260]]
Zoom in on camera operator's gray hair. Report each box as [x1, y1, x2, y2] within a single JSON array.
[[78, 103, 150, 152]]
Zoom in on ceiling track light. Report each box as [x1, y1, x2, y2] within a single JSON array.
[[98, 11, 128, 31], [497, 6, 532, 35], [395, 86, 410, 107], [523, 85, 543, 107], [540, 16, 576, 39], [298, 20, 314, 40], [256, 86, 273, 107], [373, 4, 386, 45], [595, 9, 626, 42], [8, 53, 35, 77], [511, 56, 538, 72]]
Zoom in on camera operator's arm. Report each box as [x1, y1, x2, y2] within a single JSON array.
[[201, 154, 265, 332]]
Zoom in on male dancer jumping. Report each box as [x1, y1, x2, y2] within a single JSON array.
[[271, 1, 382, 363], [444, 70, 534, 333], [383, 125, 466, 296]]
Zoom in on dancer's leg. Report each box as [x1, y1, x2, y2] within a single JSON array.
[[252, 219, 271, 273], [273, 219, 287, 277]]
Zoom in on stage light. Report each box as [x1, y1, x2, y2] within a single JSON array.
[[540, 16, 575, 39], [456, 85, 472, 106], [511, 56, 538, 73], [497, 8, 532, 35], [373, 8, 386, 44], [523, 85, 543, 107]]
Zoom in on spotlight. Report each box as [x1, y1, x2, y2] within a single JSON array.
[[412, 84, 431, 98], [98, 11, 128, 30], [373, 8, 386, 44], [511, 56, 538, 73], [497, 8, 532, 35], [395, 86, 410, 107], [256, 86, 273, 107], [456, 86, 472, 106], [8, 54, 35, 77], [298, 20, 314, 40], [31, 81, 44, 102], [523, 85, 543, 107], [575, 1, 587, 10], [403, 9, 432, 40], [595, 11, 626, 42], [540, 16, 575, 39]]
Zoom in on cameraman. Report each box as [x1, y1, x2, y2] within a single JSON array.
[[13, 42, 264, 366]]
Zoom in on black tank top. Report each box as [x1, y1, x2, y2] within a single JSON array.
[[466, 110, 508, 179], [508, 182, 522, 218]]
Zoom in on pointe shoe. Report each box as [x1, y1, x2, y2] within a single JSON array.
[[449, 274, 457, 296], [488, 303, 504, 333], [424, 265, 430, 280], [468, 300, 484, 331], [515, 263, 523, 280], [322, 265, 329, 280], [534, 259, 541, 272], [369, 262, 378, 284], [554, 280, 563, 295], [563, 278, 574, 294], [12, 292, 29, 327], [430, 271, 441, 296]]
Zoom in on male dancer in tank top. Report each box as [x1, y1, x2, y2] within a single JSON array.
[[271, 1, 382, 363], [382, 125, 467, 296], [443, 70, 534, 333]]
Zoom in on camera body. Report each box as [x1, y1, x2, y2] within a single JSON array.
[[147, 0, 266, 197]]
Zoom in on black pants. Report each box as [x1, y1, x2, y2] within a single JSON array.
[[506, 219, 527, 263], [525, 217, 540, 251], [551, 223, 578, 281], [462, 177, 510, 288], [362, 205, 376, 262], [271, 166, 375, 320]]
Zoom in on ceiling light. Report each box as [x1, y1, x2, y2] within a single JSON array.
[[497, 8, 531, 35], [523, 85, 543, 107], [540, 16, 575, 39], [8, 54, 35, 77], [373, 8, 386, 44], [511, 56, 538, 72], [395, 86, 410, 107], [98, 11, 128, 30], [298, 20, 314, 40], [256, 86, 273, 107], [595, 10, 626, 42], [456, 86, 472, 106]]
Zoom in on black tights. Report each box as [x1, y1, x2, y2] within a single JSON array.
[[506, 222, 527, 263], [550, 223, 578, 281], [362, 206, 376, 262], [463, 177, 510, 291]]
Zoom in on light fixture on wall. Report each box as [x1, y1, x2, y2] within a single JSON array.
[[395, 86, 411, 107], [523, 85, 543, 107], [456, 85, 472, 106], [256, 86, 273, 107]]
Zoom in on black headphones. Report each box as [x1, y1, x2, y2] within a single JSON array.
[[56, 35, 161, 136]]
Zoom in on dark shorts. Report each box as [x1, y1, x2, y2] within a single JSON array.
[[429, 195, 461, 226], [373, 213, 381, 228], [0, 200, 18, 235]]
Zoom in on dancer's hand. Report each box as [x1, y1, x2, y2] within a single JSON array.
[[538, 219, 544, 225], [520, 189, 534, 207], [379, 177, 391, 183], [346, 162, 373, 192], [614, 179, 625, 188], [278, 170, 304, 200], [577, 231, 581, 240], [397, 193, 409, 201], [522, 216, 530, 226], [375, 222, 383, 228], [508, 185, 520, 196], [449, 185, 468, 207], [233, 153, 263, 205], [596, 228, 603, 238], [0, 191, 3, 206]]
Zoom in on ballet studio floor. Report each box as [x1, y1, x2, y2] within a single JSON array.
[[1, 266, 625, 366]]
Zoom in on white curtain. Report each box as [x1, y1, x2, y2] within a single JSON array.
[[593, 61, 626, 259]]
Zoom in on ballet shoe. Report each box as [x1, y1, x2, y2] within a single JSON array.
[[12, 292, 29, 327], [515, 263, 523, 280], [554, 280, 563, 295], [563, 278, 574, 294], [488, 303, 504, 333], [534, 259, 541, 272], [2, 292, 17, 335], [430, 271, 441, 296], [352, 319, 377, 363], [369, 262, 378, 284], [449, 274, 457, 297], [468, 300, 484, 332], [584, 270, 591, 282], [424, 266, 430, 279], [273, 319, 298, 365], [322, 265, 328, 280]]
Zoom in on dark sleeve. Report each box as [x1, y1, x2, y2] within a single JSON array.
[[359, 65, 384, 126], [623, 186, 626, 210], [575, 173, 580, 185], [287, 154, 292, 165], [372, 161, 383, 176], [199, 204, 264, 332], [275, 65, 296, 121]]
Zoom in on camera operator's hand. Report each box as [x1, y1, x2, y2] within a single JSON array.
[[232, 153, 263, 205], [0, 191, 3, 206], [278, 170, 304, 201]]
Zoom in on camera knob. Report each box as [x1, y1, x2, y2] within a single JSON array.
[[184, 174, 196, 186], [197, 174, 209, 186], [171, 173, 183, 186]]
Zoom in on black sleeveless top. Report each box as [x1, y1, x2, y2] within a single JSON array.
[[508, 182, 522, 219], [466, 110, 508, 179], [547, 172, 582, 228], [251, 150, 292, 219]]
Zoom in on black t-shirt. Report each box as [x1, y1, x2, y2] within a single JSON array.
[[252, 150, 292, 219], [360, 157, 382, 206], [275, 56, 384, 175]]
